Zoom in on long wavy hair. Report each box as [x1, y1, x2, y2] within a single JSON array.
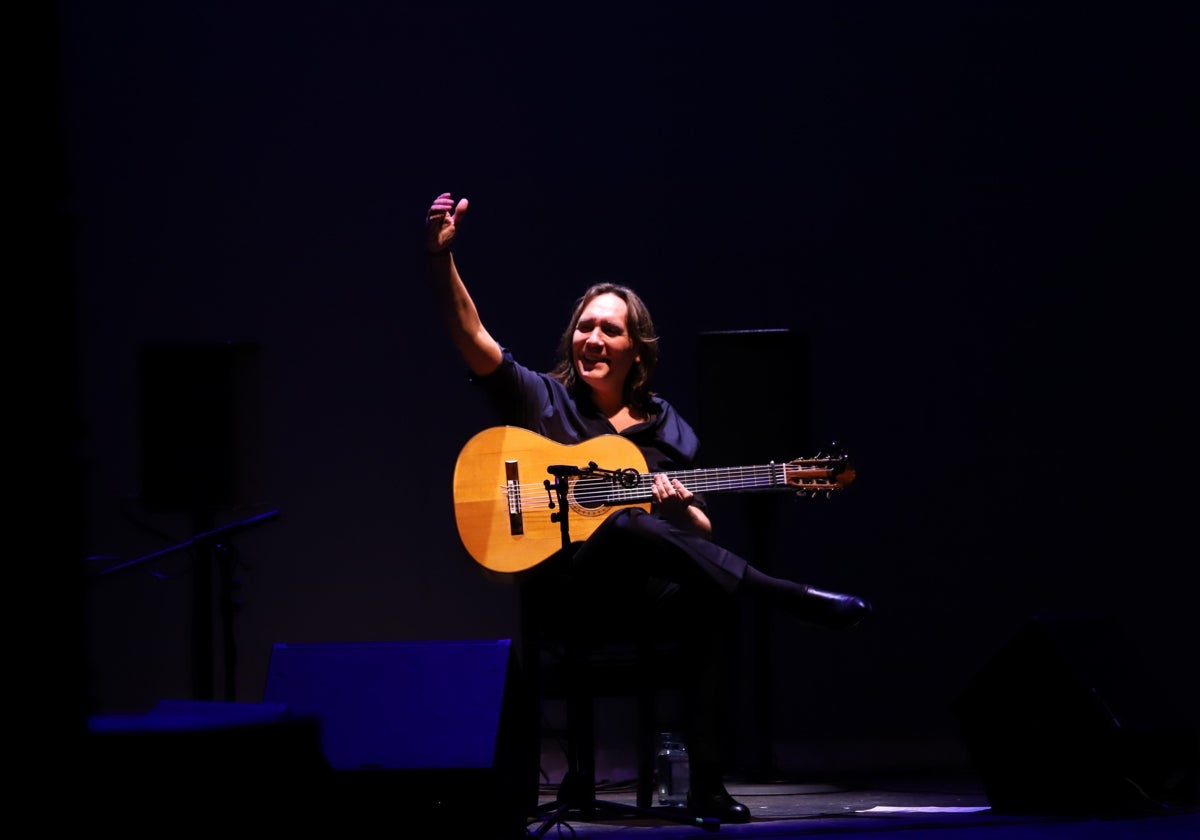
[[549, 282, 660, 414]]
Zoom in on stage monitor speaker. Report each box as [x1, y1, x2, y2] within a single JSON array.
[[955, 615, 1198, 815], [263, 638, 538, 835], [83, 699, 329, 822]]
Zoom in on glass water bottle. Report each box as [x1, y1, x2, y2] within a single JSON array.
[[655, 732, 690, 806]]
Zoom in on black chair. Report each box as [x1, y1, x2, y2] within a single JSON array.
[[516, 553, 720, 836]]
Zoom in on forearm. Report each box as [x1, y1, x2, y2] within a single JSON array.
[[685, 503, 713, 537], [430, 252, 502, 376], [659, 499, 713, 537]]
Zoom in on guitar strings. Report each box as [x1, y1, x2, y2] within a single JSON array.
[[506, 463, 840, 508]]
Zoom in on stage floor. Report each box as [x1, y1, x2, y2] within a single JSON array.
[[525, 773, 1199, 839]]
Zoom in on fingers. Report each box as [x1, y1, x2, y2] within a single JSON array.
[[428, 193, 454, 218], [428, 194, 467, 214], [427, 195, 469, 241], [652, 474, 692, 505]]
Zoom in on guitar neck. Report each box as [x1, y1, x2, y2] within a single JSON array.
[[604, 464, 790, 504]]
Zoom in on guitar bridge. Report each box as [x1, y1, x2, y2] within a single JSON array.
[[505, 460, 523, 535]]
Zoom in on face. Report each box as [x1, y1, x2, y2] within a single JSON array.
[[572, 293, 640, 398]]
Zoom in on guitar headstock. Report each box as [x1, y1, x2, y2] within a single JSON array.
[[783, 443, 855, 497]]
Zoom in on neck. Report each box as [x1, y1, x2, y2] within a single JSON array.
[[593, 394, 626, 418]]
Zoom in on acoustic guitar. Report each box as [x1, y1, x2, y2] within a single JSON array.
[[453, 426, 854, 573]]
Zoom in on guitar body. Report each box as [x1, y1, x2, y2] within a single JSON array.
[[453, 426, 650, 573]]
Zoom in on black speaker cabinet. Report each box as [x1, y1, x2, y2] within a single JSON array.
[[955, 616, 1198, 815], [696, 329, 810, 466], [83, 699, 329, 825], [695, 329, 812, 781], [263, 638, 538, 835]]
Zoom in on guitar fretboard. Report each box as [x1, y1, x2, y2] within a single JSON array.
[[606, 464, 790, 503]]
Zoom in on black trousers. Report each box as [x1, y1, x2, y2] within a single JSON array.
[[547, 507, 744, 785]]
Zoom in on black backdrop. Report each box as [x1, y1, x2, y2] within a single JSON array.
[[33, 1, 1197, 782]]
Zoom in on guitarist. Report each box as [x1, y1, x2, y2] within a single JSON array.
[[425, 191, 871, 823]]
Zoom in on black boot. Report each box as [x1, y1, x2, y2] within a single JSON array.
[[740, 568, 872, 629], [795, 585, 872, 629], [687, 779, 751, 824]]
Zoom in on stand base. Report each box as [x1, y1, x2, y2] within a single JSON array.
[[527, 771, 720, 836]]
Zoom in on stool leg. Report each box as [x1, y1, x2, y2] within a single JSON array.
[[636, 638, 656, 808]]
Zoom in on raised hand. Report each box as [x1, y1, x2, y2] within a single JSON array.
[[426, 192, 469, 255]]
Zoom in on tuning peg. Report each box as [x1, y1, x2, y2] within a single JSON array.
[[816, 440, 846, 460]]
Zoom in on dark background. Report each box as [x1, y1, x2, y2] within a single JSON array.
[[36, 1, 1196, 780]]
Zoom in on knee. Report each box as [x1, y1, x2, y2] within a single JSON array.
[[606, 507, 643, 534]]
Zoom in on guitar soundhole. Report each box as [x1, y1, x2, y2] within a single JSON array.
[[570, 475, 613, 513]]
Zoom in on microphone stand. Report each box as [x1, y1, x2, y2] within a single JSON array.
[[95, 508, 280, 702]]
